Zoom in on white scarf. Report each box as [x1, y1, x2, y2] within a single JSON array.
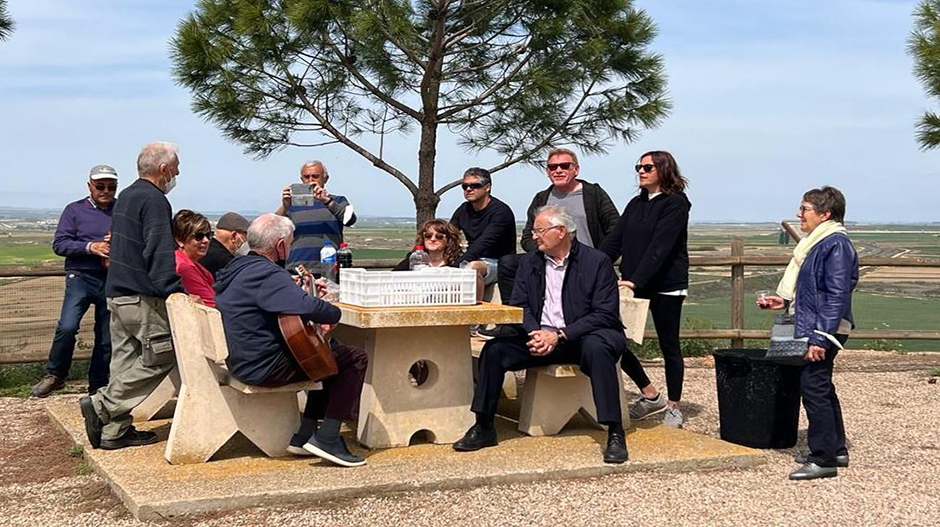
[[776, 220, 847, 301]]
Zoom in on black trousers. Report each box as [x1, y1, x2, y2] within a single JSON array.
[[259, 341, 368, 422], [803, 336, 849, 467], [472, 333, 623, 425], [620, 294, 685, 401], [496, 253, 520, 303]]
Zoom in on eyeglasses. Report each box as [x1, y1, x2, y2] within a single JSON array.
[[531, 225, 562, 237], [798, 205, 816, 213], [423, 232, 446, 241], [635, 164, 656, 173], [93, 183, 118, 191], [461, 182, 486, 191], [547, 162, 575, 171], [192, 231, 213, 241]]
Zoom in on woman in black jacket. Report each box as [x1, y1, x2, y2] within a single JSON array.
[[600, 150, 691, 427]]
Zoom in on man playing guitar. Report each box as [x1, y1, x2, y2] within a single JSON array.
[[214, 213, 368, 467]]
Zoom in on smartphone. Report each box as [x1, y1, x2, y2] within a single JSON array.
[[291, 183, 315, 206]]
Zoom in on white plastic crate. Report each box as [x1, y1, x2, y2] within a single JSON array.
[[339, 267, 477, 307]]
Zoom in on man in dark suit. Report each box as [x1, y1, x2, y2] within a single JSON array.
[[453, 205, 628, 463]]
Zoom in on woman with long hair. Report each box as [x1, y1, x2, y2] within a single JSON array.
[[600, 150, 691, 427]]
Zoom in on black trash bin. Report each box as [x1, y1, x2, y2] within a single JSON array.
[[713, 349, 802, 449]]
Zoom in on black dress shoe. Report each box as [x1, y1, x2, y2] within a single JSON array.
[[794, 451, 849, 468], [603, 432, 628, 464], [453, 424, 498, 451], [100, 427, 159, 450], [79, 396, 102, 449], [789, 462, 837, 480]]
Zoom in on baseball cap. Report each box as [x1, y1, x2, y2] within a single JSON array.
[[89, 165, 118, 180], [216, 212, 250, 232]]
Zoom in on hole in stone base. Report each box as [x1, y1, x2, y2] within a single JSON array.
[[408, 429, 436, 445], [408, 360, 437, 388]]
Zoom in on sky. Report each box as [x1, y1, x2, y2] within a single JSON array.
[[1, 0, 938, 223]]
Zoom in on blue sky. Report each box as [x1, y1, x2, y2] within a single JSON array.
[[1, 0, 937, 222]]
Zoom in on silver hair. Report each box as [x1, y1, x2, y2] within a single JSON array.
[[535, 205, 577, 233], [247, 213, 295, 251], [300, 160, 329, 176], [136, 142, 179, 177]]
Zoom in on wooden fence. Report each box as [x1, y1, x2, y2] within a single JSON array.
[[2, 243, 939, 365]]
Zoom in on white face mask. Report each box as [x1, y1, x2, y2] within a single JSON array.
[[163, 175, 177, 194], [235, 241, 250, 256]]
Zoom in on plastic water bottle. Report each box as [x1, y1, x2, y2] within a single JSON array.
[[409, 245, 429, 270], [320, 240, 338, 283]]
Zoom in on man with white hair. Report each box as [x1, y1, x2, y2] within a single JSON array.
[[454, 205, 630, 464], [80, 142, 185, 450], [276, 161, 357, 270], [214, 213, 368, 467]]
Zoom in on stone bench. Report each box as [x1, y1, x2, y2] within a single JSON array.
[[163, 293, 320, 464], [518, 364, 631, 436]]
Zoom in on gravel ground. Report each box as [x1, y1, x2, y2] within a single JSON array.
[[1, 350, 938, 527]]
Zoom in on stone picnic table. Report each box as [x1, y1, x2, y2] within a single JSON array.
[[331, 301, 522, 449]]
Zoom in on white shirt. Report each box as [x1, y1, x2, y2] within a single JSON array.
[[539, 252, 569, 330]]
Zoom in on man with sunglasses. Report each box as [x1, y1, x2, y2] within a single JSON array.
[[485, 148, 619, 336], [31, 165, 119, 398], [201, 212, 250, 279], [449, 167, 517, 296]]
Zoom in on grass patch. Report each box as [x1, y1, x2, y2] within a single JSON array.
[[0, 244, 60, 265], [68, 444, 84, 458], [76, 460, 93, 476], [0, 360, 91, 397], [929, 368, 940, 377]]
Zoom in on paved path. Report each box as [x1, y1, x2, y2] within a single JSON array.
[[1, 350, 938, 526]]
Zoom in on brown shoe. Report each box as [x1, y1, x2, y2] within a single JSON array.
[[30, 374, 65, 398]]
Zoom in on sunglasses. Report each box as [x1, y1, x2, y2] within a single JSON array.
[[635, 164, 656, 173], [192, 231, 213, 242], [547, 162, 575, 171], [93, 183, 118, 191], [461, 182, 486, 190], [423, 232, 446, 241]]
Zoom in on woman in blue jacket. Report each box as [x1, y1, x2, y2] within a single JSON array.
[[600, 150, 691, 428], [758, 186, 858, 480]]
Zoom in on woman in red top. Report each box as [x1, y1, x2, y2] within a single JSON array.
[[173, 210, 216, 307]]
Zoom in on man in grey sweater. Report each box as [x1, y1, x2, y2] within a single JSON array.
[[80, 142, 187, 450]]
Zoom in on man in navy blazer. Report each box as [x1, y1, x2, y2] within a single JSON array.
[[454, 205, 629, 463]]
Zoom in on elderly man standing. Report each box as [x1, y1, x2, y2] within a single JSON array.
[[454, 205, 629, 464], [449, 167, 516, 299], [215, 214, 368, 467], [200, 212, 250, 278], [276, 161, 356, 270], [30, 165, 119, 398], [80, 142, 185, 450]]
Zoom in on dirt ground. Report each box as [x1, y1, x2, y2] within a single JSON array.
[[1, 350, 938, 526]]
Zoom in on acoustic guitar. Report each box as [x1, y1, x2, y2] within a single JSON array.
[[278, 264, 339, 382]]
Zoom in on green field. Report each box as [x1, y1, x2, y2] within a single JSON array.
[[0, 244, 59, 265]]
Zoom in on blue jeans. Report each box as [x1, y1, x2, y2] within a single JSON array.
[[45, 271, 111, 390]]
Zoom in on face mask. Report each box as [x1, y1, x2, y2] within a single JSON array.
[[163, 175, 177, 194], [235, 241, 250, 256]]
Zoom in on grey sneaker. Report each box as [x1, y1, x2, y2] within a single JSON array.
[[663, 407, 684, 428], [628, 394, 667, 420]]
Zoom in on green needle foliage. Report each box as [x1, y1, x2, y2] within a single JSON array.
[[909, 0, 940, 149], [0, 0, 15, 41], [171, 0, 670, 225]]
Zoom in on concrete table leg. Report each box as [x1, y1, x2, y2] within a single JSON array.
[[334, 324, 475, 449]]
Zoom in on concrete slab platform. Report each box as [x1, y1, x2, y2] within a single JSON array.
[[46, 397, 765, 521]]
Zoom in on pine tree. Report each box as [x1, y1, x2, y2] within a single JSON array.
[[909, 0, 940, 149], [0, 0, 15, 41], [171, 0, 670, 224]]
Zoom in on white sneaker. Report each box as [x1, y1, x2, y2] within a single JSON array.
[[663, 407, 684, 428]]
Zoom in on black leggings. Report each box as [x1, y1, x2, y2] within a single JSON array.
[[620, 294, 685, 402]]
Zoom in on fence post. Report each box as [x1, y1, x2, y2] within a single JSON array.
[[730, 237, 745, 349]]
